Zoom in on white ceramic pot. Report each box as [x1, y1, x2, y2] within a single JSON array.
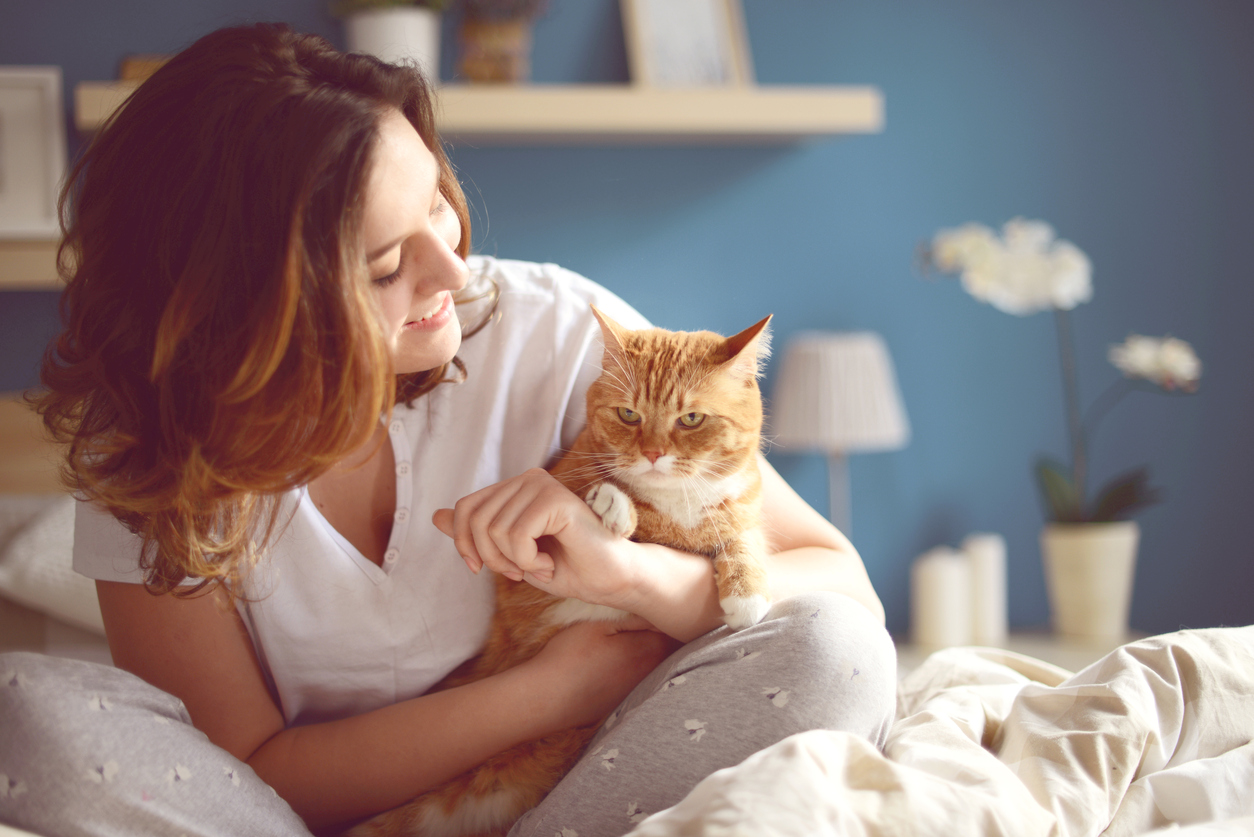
[[1041, 521, 1139, 643], [345, 7, 441, 82]]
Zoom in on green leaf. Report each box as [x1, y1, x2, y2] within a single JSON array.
[[1034, 458, 1084, 523], [1089, 468, 1163, 522]]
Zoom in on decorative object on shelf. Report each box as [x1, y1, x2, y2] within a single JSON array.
[[910, 546, 971, 649], [0, 67, 66, 240], [921, 217, 1202, 642], [770, 331, 910, 536], [457, 0, 549, 83], [909, 532, 1006, 650], [963, 532, 1008, 646], [333, 0, 447, 81], [1040, 520, 1138, 643], [117, 55, 171, 83], [621, 0, 754, 88]]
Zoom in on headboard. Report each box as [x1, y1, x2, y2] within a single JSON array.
[[0, 392, 65, 495]]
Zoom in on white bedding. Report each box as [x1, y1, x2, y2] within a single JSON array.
[[628, 627, 1254, 837], [4, 491, 1253, 836]]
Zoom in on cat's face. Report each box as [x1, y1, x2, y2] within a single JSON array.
[[584, 310, 771, 490]]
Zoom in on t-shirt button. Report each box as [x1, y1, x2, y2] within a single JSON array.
[[384, 548, 400, 564], [396, 462, 411, 476], [390, 420, 404, 435], [394, 508, 409, 522]]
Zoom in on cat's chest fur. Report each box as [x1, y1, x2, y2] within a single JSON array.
[[622, 468, 753, 531]]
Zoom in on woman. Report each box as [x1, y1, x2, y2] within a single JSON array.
[[1, 23, 894, 837]]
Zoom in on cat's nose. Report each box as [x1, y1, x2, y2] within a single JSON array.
[[642, 450, 664, 464]]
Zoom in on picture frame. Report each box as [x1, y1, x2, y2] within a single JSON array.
[[0, 67, 67, 240], [621, 0, 755, 88]]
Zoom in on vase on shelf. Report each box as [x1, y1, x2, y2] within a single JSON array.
[[1040, 521, 1139, 643], [344, 6, 442, 82], [457, 16, 533, 83]]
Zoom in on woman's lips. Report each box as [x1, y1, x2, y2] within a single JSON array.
[[403, 292, 453, 331]]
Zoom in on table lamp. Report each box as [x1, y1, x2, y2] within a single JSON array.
[[770, 331, 910, 535]]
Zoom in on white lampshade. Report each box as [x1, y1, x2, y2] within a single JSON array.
[[771, 331, 910, 453]]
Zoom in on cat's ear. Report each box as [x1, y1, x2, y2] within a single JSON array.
[[721, 315, 773, 380], [591, 305, 632, 365]]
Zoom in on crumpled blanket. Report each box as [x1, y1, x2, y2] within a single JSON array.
[[627, 627, 1254, 837]]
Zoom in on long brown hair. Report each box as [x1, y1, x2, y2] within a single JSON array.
[[38, 23, 481, 597]]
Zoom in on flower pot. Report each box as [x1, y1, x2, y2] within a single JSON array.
[[1040, 521, 1139, 643], [345, 7, 441, 82], [458, 17, 533, 83]]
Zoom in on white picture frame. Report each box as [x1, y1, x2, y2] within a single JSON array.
[[0, 67, 67, 240], [621, 0, 755, 88]]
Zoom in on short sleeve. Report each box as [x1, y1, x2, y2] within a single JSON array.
[[72, 499, 149, 584]]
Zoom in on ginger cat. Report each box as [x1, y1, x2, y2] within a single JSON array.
[[349, 307, 773, 837]]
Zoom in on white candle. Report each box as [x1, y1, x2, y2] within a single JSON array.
[[963, 532, 1008, 646], [911, 547, 973, 648]]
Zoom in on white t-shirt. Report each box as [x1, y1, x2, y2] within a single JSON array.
[[73, 257, 650, 728]]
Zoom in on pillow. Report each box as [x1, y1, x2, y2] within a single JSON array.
[[0, 495, 105, 635]]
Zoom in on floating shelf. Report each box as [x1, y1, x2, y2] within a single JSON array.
[[75, 81, 883, 143], [4, 81, 883, 290], [0, 240, 60, 291]]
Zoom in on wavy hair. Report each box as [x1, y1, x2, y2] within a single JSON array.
[[37, 23, 489, 598]]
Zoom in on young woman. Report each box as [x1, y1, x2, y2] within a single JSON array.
[[0, 23, 895, 837]]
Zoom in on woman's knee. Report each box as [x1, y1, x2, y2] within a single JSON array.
[[756, 592, 898, 743]]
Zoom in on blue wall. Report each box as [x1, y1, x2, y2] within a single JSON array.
[[4, 1, 1252, 637]]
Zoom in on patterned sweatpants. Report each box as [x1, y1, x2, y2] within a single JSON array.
[[0, 592, 896, 837]]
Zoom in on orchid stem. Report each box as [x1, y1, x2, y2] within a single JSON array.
[[1054, 308, 1087, 509]]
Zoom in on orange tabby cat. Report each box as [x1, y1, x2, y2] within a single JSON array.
[[349, 307, 773, 837]]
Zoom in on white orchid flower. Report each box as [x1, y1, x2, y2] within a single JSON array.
[[931, 217, 1092, 316], [1109, 334, 1201, 390]]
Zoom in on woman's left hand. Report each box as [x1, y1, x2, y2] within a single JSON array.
[[432, 469, 637, 607]]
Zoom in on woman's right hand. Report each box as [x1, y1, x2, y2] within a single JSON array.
[[525, 619, 679, 728]]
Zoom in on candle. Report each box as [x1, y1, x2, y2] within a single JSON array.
[[963, 532, 1008, 646], [910, 547, 973, 648]]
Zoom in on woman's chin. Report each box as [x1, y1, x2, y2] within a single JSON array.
[[392, 325, 462, 375]]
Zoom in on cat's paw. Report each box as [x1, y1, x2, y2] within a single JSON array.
[[719, 594, 771, 630], [586, 482, 636, 538]]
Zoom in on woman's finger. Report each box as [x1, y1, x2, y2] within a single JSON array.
[[451, 484, 522, 579], [432, 508, 481, 573]]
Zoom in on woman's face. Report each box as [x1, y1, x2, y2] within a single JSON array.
[[361, 109, 468, 375]]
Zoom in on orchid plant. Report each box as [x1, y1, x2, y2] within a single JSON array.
[[922, 218, 1202, 524]]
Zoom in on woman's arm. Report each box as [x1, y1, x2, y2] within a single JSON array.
[[756, 456, 885, 625], [97, 580, 673, 831], [435, 455, 885, 642]]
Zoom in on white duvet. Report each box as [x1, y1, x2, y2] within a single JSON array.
[[627, 627, 1254, 837]]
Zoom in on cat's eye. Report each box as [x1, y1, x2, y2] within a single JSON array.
[[617, 407, 641, 424], [678, 412, 705, 428]]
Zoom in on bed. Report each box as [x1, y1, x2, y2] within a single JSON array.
[[2, 391, 1252, 837]]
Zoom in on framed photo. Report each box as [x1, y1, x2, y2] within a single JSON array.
[[0, 67, 67, 240], [621, 0, 755, 88]]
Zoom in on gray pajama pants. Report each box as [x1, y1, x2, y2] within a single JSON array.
[[0, 592, 896, 837]]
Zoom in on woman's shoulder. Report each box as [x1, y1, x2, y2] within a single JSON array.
[[466, 256, 650, 331]]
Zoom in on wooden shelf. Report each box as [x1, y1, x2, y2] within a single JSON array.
[[5, 80, 882, 290], [0, 240, 60, 291], [76, 81, 883, 143]]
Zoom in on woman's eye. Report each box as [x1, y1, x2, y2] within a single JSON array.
[[617, 407, 641, 424], [678, 412, 705, 428], [373, 264, 402, 288]]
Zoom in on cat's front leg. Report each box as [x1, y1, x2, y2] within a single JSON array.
[[585, 481, 637, 539], [714, 527, 772, 630]]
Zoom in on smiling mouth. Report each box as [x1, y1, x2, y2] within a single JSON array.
[[405, 293, 451, 328]]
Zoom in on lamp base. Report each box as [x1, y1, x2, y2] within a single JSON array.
[[828, 452, 851, 537]]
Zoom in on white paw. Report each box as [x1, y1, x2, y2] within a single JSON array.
[[719, 595, 770, 630], [586, 482, 634, 537]]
